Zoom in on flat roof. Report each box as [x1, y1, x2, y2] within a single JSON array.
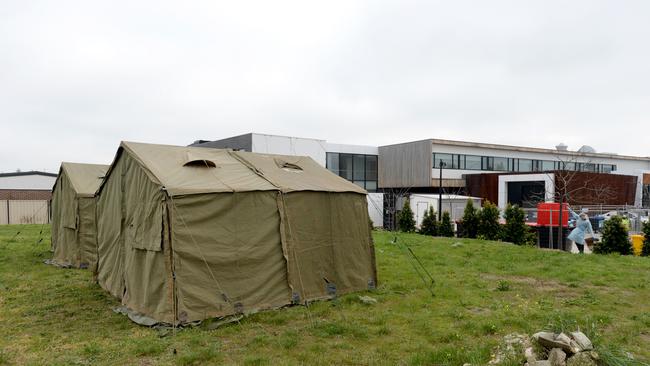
[[380, 138, 650, 162], [0, 171, 57, 178]]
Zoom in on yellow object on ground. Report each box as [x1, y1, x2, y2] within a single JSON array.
[[631, 234, 644, 256]]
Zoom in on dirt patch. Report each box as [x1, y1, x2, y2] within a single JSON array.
[[467, 307, 490, 315], [483, 274, 568, 290], [481, 274, 580, 299], [640, 333, 650, 343]]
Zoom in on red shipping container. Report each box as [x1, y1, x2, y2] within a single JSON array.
[[537, 202, 569, 227]]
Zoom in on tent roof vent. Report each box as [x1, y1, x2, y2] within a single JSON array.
[[274, 159, 303, 173], [183, 159, 217, 168]]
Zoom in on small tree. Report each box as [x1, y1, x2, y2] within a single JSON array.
[[419, 206, 438, 236], [459, 199, 478, 238], [439, 211, 454, 237], [478, 201, 501, 241], [641, 221, 650, 257], [398, 199, 416, 233], [502, 204, 527, 245], [594, 216, 632, 255]]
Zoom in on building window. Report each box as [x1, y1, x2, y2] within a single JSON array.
[[465, 155, 482, 170], [583, 163, 597, 173], [541, 160, 556, 171], [366, 155, 378, 181], [430, 151, 616, 174], [326, 153, 339, 175], [482, 156, 493, 170], [519, 159, 533, 172], [339, 154, 353, 180], [601, 164, 616, 173], [326, 152, 378, 192], [353, 155, 365, 181], [433, 153, 458, 169], [493, 157, 508, 171]]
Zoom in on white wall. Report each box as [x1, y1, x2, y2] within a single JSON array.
[[0, 200, 50, 225], [409, 194, 481, 226], [497, 173, 555, 210], [325, 142, 378, 156], [0, 174, 57, 190], [251, 134, 328, 165], [367, 193, 384, 227]]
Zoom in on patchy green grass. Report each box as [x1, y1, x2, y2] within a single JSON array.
[[1, 225, 650, 365]]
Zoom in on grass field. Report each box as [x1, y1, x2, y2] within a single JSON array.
[[1, 224, 650, 365]]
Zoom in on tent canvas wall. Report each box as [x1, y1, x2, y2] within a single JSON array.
[[51, 162, 109, 268], [95, 141, 376, 325]]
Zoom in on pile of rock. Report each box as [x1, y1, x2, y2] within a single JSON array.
[[526, 331, 598, 366]]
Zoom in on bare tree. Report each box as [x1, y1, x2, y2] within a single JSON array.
[[522, 155, 618, 250]]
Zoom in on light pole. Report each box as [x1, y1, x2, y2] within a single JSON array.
[[438, 160, 446, 221]]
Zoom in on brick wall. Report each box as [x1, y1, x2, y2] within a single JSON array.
[[0, 189, 52, 200]]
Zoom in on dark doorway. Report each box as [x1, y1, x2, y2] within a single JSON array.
[[507, 181, 545, 208]]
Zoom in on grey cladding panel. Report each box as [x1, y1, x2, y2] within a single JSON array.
[[379, 140, 432, 188], [190, 133, 253, 151]]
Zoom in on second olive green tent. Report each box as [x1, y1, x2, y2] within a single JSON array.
[[51, 162, 109, 269], [95, 141, 376, 325]]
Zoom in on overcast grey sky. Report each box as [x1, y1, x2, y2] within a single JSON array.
[[1, 1, 649, 173]]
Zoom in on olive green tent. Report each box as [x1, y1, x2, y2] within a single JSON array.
[[51, 162, 109, 269], [96, 141, 376, 325]]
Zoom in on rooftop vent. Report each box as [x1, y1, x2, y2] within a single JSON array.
[[577, 145, 597, 154], [555, 143, 568, 151]]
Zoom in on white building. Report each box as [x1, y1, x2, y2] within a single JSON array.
[[0, 171, 57, 225], [380, 139, 650, 208], [192, 133, 384, 227], [193, 134, 650, 229]]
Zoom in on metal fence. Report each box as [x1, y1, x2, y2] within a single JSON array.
[[0, 200, 50, 225]]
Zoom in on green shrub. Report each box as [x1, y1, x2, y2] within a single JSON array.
[[439, 211, 454, 237], [524, 226, 538, 246], [398, 199, 416, 233], [419, 206, 438, 236], [478, 201, 501, 241], [502, 204, 527, 245], [496, 280, 510, 292], [594, 216, 632, 255], [459, 199, 478, 238], [642, 221, 650, 257]]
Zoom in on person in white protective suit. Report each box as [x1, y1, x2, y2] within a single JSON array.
[[567, 207, 594, 254]]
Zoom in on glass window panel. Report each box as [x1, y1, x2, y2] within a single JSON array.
[[365, 181, 377, 192], [508, 158, 517, 171], [433, 153, 455, 169], [339, 154, 353, 180], [353, 181, 364, 189], [493, 157, 508, 171], [353, 154, 365, 180], [482, 156, 493, 170], [583, 163, 597, 172], [465, 155, 481, 170], [542, 160, 556, 171], [365, 155, 378, 180], [326, 153, 339, 174], [519, 159, 533, 172], [562, 162, 575, 171]]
